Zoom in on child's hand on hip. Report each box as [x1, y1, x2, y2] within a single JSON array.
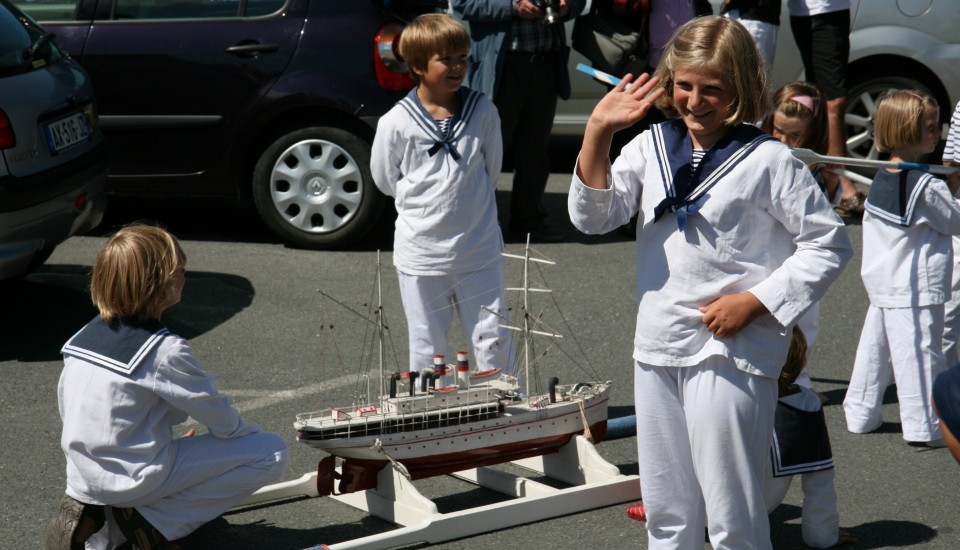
[[699, 292, 768, 338]]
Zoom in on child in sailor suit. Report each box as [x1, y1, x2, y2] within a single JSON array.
[[44, 224, 288, 550], [766, 327, 855, 548], [371, 13, 510, 376], [843, 90, 960, 445], [568, 16, 852, 549]]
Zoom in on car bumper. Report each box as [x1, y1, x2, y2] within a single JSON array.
[[0, 143, 109, 280]]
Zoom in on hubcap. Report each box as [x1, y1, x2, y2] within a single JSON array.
[[269, 139, 363, 234]]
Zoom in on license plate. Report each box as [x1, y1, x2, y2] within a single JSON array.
[[43, 112, 91, 154]]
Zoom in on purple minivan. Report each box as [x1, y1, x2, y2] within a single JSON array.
[[13, 0, 443, 248]]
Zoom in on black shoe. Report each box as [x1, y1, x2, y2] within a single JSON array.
[[907, 438, 947, 448], [512, 225, 564, 243], [113, 507, 181, 550], [43, 494, 106, 550]]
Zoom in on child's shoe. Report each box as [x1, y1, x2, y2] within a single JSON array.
[[112, 507, 181, 550], [43, 493, 106, 550], [907, 438, 947, 448]]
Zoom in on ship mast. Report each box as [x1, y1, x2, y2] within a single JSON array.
[[501, 236, 561, 402], [522, 236, 531, 400], [377, 250, 385, 402]]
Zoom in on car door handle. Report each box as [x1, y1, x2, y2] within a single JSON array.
[[225, 43, 279, 57]]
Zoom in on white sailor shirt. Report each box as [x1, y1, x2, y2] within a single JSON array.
[[371, 87, 503, 276], [58, 317, 259, 506], [861, 169, 960, 308], [568, 120, 852, 378]]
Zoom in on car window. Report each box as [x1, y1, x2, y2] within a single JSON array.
[[0, 0, 64, 73], [112, 0, 284, 19], [8, 0, 76, 22], [10, 0, 284, 21]]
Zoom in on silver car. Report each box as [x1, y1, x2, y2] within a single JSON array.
[[558, 0, 960, 160], [0, 0, 108, 281]]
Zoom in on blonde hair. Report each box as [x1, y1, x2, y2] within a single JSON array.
[[779, 325, 808, 396], [654, 16, 769, 126], [873, 89, 939, 153], [763, 81, 829, 154], [91, 223, 186, 324], [398, 13, 471, 80]]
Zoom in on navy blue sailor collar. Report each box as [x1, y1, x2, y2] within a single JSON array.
[[651, 119, 775, 231], [864, 168, 932, 226], [61, 316, 169, 376], [397, 86, 483, 161]]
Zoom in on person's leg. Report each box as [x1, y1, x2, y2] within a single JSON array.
[[887, 305, 946, 442], [808, 10, 858, 204], [843, 306, 893, 433], [397, 271, 455, 372], [764, 457, 793, 514], [130, 431, 287, 541], [943, 237, 960, 368], [789, 15, 814, 77], [496, 52, 560, 238], [687, 358, 777, 550], [798, 469, 841, 548], [732, 17, 778, 78], [451, 264, 511, 374], [633, 361, 707, 549]]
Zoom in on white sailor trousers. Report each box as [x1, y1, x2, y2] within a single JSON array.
[[120, 431, 287, 541], [764, 465, 840, 548], [398, 265, 510, 374], [844, 304, 945, 441], [634, 358, 777, 550]]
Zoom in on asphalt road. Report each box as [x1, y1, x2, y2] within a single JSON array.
[[4, 168, 959, 550]]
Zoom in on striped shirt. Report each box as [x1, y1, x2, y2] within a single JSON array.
[[943, 100, 960, 164]]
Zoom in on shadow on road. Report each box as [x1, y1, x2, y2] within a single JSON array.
[[0, 267, 254, 362], [770, 506, 940, 549]]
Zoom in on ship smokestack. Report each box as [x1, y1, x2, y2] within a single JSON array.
[[457, 351, 470, 389], [433, 355, 445, 388]]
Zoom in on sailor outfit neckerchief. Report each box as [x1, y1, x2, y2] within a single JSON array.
[[864, 168, 933, 226], [61, 316, 169, 377], [651, 120, 776, 231], [396, 86, 483, 161], [770, 398, 834, 477]]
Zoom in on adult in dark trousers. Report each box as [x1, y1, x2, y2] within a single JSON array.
[[720, 0, 781, 78], [452, 0, 585, 242], [789, 0, 865, 217]]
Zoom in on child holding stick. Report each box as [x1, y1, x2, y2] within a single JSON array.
[[843, 90, 960, 447]]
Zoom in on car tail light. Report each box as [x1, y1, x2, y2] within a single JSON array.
[[0, 109, 14, 149], [374, 23, 414, 91]]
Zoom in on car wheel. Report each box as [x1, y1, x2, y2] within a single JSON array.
[[845, 75, 936, 160], [252, 126, 385, 249]]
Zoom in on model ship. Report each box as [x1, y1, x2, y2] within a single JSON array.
[[294, 241, 611, 495]]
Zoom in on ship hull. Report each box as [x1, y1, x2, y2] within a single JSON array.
[[300, 384, 611, 494]]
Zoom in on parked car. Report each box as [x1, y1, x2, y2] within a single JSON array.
[[11, 0, 442, 249], [0, 0, 108, 281], [558, 0, 960, 160]]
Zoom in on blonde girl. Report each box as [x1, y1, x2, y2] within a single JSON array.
[[569, 15, 851, 549]]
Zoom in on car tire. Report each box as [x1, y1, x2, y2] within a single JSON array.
[[845, 75, 936, 160], [252, 126, 385, 249]]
